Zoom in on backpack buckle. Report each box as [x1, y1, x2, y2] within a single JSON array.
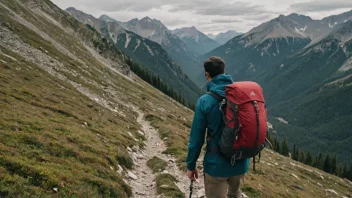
[[219, 99, 226, 111]]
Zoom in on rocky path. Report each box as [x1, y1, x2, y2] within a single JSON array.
[[126, 107, 206, 198]]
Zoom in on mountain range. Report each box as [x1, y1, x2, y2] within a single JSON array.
[[99, 14, 203, 80], [207, 30, 243, 44], [66, 8, 202, 104], [206, 10, 352, 162]]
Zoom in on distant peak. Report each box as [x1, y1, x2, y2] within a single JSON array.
[[65, 7, 76, 11], [226, 30, 236, 33], [287, 13, 313, 21], [288, 13, 299, 17], [142, 16, 152, 21]]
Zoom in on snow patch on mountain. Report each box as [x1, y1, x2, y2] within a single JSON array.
[[339, 57, 352, 72], [110, 33, 117, 43], [324, 74, 352, 88], [125, 33, 131, 48], [143, 43, 154, 56], [295, 27, 307, 37], [133, 39, 141, 52], [329, 22, 338, 28], [247, 63, 256, 72], [276, 117, 289, 124]]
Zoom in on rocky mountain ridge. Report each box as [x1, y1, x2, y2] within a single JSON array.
[[207, 30, 243, 45], [66, 8, 202, 104], [171, 26, 220, 55], [99, 14, 203, 80]]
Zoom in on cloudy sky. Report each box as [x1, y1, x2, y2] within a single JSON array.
[[52, 0, 352, 34]]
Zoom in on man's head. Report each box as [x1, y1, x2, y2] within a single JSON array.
[[203, 56, 225, 82]]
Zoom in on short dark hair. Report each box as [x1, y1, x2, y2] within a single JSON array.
[[203, 56, 225, 78]]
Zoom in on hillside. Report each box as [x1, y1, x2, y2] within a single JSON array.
[[0, 0, 352, 197], [66, 8, 202, 105], [261, 21, 352, 162]]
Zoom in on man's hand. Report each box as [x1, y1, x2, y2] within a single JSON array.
[[187, 169, 199, 181]]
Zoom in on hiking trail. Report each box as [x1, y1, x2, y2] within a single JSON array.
[[126, 107, 206, 198]]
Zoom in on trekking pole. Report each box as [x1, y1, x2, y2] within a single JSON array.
[[189, 180, 194, 198]]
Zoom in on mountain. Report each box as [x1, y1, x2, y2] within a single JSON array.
[[206, 14, 312, 81], [206, 11, 352, 163], [208, 30, 242, 45], [1, 0, 352, 197], [262, 21, 352, 162], [100, 15, 203, 80], [171, 26, 220, 55], [206, 11, 352, 81], [66, 8, 202, 104], [207, 33, 216, 39]]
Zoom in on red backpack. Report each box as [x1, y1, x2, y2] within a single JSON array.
[[208, 81, 269, 170]]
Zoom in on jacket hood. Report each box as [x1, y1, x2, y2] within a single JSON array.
[[206, 74, 233, 97]]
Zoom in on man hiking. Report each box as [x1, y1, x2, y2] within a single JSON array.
[[186, 56, 250, 198]]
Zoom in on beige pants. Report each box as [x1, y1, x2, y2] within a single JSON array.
[[204, 173, 244, 198]]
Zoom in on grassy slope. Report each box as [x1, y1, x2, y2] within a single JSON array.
[[0, 0, 192, 196], [0, 0, 351, 197]]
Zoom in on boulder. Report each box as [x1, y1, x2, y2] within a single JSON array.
[[127, 171, 138, 180], [163, 170, 169, 174], [325, 189, 338, 196], [160, 184, 169, 189]]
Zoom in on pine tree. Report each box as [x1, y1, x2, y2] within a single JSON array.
[[331, 154, 337, 175], [341, 163, 348, 178], [347, 164, 352, 181], [324, 154, 332, 173], [292, 144, 298, 160], [317, 153, 324, 170], [281, 138, 289, 156], [298, 151, 305, 163], [305, 151, 313, 166]]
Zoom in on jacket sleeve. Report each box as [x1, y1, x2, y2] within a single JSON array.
[[186, 98, 207, 171]]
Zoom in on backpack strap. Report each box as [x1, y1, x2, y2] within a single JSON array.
[[207, 92, 228, 125], [252, 100, 260, 171], [207, 92, 223, 101], [206, 92, 226, 156]]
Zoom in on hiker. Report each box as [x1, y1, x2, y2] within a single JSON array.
[[186, 57, 250, 198]]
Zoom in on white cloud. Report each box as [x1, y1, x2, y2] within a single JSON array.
[[51, 0, 352, 34]]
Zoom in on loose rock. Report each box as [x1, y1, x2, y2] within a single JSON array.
[[325, 189, 338, 196], [127, 171, 138, 180]]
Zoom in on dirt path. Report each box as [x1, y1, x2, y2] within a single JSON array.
[[126, 107, 206, 198]]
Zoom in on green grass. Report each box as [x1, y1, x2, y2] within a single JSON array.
[[156, 174, 184, 198], [242, 185, 262, 198], [0, 1, 193, 196], [147, 156, 167, 173]]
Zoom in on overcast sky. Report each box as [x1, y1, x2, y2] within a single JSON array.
[[52, 0, 352, 34]]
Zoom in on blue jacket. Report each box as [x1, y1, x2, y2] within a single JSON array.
[[186, 74, 250, 177]]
